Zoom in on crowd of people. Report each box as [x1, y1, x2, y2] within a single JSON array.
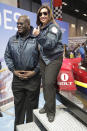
[[64, 43, 86, 60], [63, 42, 87, 70]]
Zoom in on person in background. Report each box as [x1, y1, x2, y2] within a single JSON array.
[[73, 44, 85, 59], [70, 50, 74, 58], [73, 44, 80, 58], [81, 43, 87, 69], [79, 43, 85, 60], [33, 5, 63, 122], [4, 15, 41, 131], [63, 44, 70, 58]]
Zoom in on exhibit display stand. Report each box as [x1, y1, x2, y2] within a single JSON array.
[[17, 104, 87, 131]]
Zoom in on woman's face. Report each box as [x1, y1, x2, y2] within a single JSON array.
[[39, 8, 49, 25]]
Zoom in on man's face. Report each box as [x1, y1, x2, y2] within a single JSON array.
[[17, 16, 30, 35]]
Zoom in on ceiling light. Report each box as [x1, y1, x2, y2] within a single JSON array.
[[83, 14, 87, 16], [62, 2, 67, 6], [80, 26, 83, 31], [71, 24, 75, 28], [75, 9, 79, 12]]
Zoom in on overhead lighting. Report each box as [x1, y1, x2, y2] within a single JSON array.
[[74, 9, 79, 12], [80, 26, 83, 31], [71, 24, 75, 28], [83, 14, 87, 16], [85, 32, 87, 36], [62, 2, 67, 6]]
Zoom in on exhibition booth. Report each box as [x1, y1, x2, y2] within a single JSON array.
[[0, 2, 87, 131]]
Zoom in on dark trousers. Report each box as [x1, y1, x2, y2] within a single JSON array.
[[0, 112, 3, 117], [40, 55, 63, 115], [12, 74, 41, 131]]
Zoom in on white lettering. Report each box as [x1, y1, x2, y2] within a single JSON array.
[[57, 82, 73, 86], [4, 9, 13, 30], [14, 12, 21, 30], [61, 73, 69, 81], [69, 82, 72, 85]]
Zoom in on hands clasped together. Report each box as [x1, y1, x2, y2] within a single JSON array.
[[14, 70, 36, 80]]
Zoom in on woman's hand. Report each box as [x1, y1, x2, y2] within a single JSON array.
[[33, 26, 40, 36]]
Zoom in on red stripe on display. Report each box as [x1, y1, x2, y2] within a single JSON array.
[[57, 18, 62, 20]]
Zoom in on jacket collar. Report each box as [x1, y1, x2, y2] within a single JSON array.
[[16, 26, 34, 39], [40, 22, 53, 30]]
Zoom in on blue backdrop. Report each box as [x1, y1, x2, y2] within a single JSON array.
[[41, 0, 51, 6]]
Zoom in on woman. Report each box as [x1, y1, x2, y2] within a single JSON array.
[[33, 5, 63, 122]]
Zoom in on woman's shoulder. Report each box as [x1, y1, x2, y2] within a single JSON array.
[[48, 23, 61, 34]]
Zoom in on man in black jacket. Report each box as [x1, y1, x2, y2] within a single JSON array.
[[4, 15, 41, 131]]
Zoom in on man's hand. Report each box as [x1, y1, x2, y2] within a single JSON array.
[[14, 70, 36, 80], [13, 70, 23, 77], [22, 71, 36, 79]]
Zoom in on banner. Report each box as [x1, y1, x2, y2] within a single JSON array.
[[53, 0, 62, 20], [57, 20, 69, 44]]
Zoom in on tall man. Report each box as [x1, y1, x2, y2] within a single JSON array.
[[4, 15, 41, 131]]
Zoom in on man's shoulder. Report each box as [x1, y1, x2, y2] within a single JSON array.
[[49, 23, 60, 29], [9, 34, 17, 42]]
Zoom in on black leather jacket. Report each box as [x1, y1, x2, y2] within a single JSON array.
[[4, 27, 40, 73], [37, 22, 63, 65]]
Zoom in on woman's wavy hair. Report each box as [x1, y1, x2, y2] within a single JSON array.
[[36, 5, 56, 26]]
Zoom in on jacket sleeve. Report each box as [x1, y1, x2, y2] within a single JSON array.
[[37, 24, 62, 50], [33, 43, 40, 74], [4, 41, 15, 72], [34, 62, 40, 73]]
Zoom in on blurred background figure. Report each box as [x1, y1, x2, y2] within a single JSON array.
[[79, 43, 85, 60], [63, 44, 70, 58], [81, 43, 87, 69]]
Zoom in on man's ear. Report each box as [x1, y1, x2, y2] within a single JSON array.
[[27, 24, 30, 29]]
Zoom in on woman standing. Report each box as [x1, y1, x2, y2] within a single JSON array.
[[33, 5, 63, 122]]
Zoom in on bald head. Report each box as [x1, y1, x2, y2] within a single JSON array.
[[17, 15, 30, 36], [18, 15, 30, 25]]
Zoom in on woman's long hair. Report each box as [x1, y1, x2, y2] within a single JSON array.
[[36, 5, 56, 27]]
